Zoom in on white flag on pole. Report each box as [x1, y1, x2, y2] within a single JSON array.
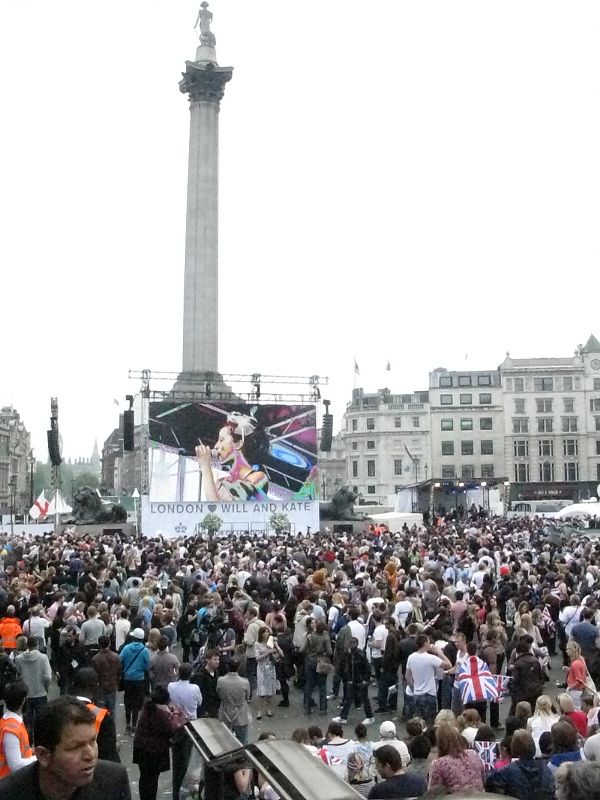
[[29, 491, 50, 520]]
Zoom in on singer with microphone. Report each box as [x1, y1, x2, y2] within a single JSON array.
[[195, 412, 268, 502]]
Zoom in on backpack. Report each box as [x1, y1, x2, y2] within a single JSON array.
[[332, 607, 348, 636], [0, 656, 17, 700]]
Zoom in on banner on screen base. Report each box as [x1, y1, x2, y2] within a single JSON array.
[[141, 496, 319, 538], [145, 401, 319, 535]]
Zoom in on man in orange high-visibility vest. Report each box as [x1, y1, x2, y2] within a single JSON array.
[[0, 681, 35, 778], [0, 607, 22, 654], [72, 668, 119, 763]]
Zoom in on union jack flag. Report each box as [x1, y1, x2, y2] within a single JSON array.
[[494, 674, 511, 700], [458, 656, 499, 703], [474, 741, 498, 772]]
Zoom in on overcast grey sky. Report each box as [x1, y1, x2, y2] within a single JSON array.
[[1, 1, 599, 460]]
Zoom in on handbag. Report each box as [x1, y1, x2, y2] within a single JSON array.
[[316, 656, 333, 675]]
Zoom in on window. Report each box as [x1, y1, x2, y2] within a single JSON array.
[[513, 418, 529, 433], [478, 375, 492, 386], [564, 462, 579, 482], [514, 463, 530, 482], [594, 379, 600, 391], [461, 465, 475, 479], [539, 462, 555, 482], [480, 418, 493, 430], [458, 376, 472, 387], [596, 440, 600, 456], [461, 441, 474, 455], [514, 440, 529, 457], [366, 417, 375, 431], [440, 394, 453, 405], [479, 393, 492, 404], [563, 377, 573, 391], [534, 377, 553, 392], [394, 417, 402, 428], [481, 464, 494, 478], [352, 461, 358, 477], [352, 485, 358, 494], [596, 417, 600, 431], [460, 418, 473, 431], [539, 439, 553, 457], [514, 377, 524, 392], [441, 465, 455, 478], [591, 399, 600, 412], [460, 393, 472, 405], [481, 440, 494, 455], [536, 398, 553, 413], [441, 441, 454, 456], [441, 419, 454, 431], [412, 416, 420, 428], [563, 439, 578, 456], [562, 417, 578, 432], [367, 440, 375, 449], [367, 460, 375, 477], [597, 464, 600, 481], [564, 398, 575, 413], [394, 459, 402, 476], [439, 376, 453, 388], [514, 399, 526, 414], [351, 441, 358, 450], [538, 418, 553, 433], [352, 419, 358, 432], [367, 485, 376, 494]]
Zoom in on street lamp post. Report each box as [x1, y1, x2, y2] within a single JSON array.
[[8, 476, 16, 536], [28, 451, 35, 511]]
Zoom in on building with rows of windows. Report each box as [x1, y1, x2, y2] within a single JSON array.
[[329, 335, 600, 508], [341, 387, 431, 504]]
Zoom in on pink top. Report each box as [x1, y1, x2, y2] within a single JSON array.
[[428, 750, 486, 793]]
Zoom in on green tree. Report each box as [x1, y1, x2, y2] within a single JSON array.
[[269, 511, 290, 534], [201, 512, 223, 535]]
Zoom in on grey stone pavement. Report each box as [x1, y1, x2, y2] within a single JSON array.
[[102, 647, 565, 800]]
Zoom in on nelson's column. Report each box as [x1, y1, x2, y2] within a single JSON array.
[[176, 3, 233, 392]]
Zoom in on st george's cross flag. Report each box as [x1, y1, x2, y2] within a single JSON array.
[[458, 656, 499, 703], [29, 491, 50, 521]]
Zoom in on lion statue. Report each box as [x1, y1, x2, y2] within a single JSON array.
[[70, 486, 128, 525], [320, 485, 366, 521]]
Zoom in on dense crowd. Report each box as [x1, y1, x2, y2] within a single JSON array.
[[0, 513, 599, 799]]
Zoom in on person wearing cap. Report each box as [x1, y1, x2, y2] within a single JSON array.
[[372, 721, 411, 766], [119, 629, 150, 732]]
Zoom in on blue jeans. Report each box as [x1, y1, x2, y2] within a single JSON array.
[[97, 691, 116, 717], [414, 693, 437, 725], [232, 724, 248, 745], [304, 660, 327, 713], [246, 657, 257, 695]]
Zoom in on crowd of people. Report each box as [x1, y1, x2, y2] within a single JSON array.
[[0, 512, 599, 798]]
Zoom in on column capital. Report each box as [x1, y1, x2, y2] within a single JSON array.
[[179, 61, 233, 105]]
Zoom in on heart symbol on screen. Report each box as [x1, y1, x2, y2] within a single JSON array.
[[207, 504, 217, 512]]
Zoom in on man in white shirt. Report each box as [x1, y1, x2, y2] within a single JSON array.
[[168, 663, 202, 721], [114, 609, 131, 651], [405, 633, 451, 724], [22, 607, 50, 651], [347, 607, 366, 651], [394, 592, 413, 628], [369, 612, 388, 683]]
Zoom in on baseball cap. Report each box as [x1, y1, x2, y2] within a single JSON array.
[[130, 628, 145, 640], [380, 721, 396, 736]]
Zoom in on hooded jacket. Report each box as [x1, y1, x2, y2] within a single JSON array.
[[15, 650, 52, 698], [485, 758, 554, 800]]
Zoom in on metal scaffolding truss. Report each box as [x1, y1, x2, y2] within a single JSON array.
[[128, 369, 328, 404]]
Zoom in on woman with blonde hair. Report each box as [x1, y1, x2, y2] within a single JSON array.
[[480, 611, 508, 673], [556, 693, 588, 738], [565, 641, 591, 709], [527, 695, 560, 756], [518, 612, 543, 646], [146, 628, 162, 654], [514, 601, 530, 631]]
